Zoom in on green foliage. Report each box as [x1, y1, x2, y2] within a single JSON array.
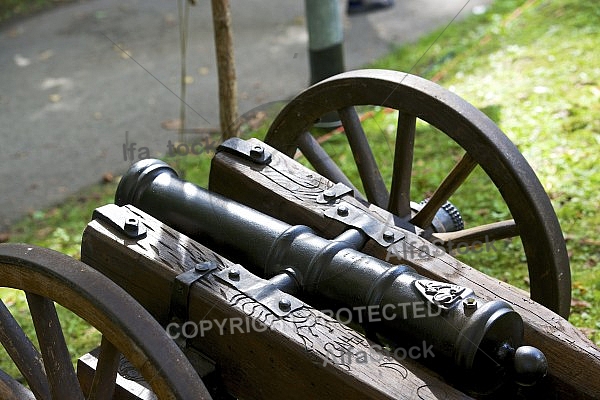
[[0, 0, 64, 22]]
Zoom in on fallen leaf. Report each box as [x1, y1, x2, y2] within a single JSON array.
[[571, 298, 591, 310], [38, 50, 54, 61], [113, 44, 132, 59], [102, 172, 114, 183], [14, 54, 31, 67], [164, 13, 176, 26], [8, 27, 24, 38], [247, 111, 267, 130], [161, 119, 182, 130], [41, 77, 73, 90], [184, 75, 194, 84], [35, 227, 53, 239], [49, 94, 62, 103], [585, 258, 598, 268], [198, 67, 209, 75], [93, 112, 103, 120], [47, 208, 60, 218], [0, 233, 9, 243]]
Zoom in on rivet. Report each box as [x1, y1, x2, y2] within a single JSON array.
[[382, 230, 395, 242], [279, 298, 291, 311], [250, 145, 264, 158], [463, 297, 477, 311], [337, 205, 349, 217], [323, 189, 336, 200], [228, 268, 240, 280], [124, 217, 139, 235]]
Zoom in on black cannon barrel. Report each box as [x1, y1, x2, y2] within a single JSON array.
[[116, 159, 547, 389]]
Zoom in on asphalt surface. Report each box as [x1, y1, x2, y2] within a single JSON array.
[[0, 0, 492, 230]]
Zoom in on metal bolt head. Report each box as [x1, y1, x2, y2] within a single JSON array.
[[463, 297, 477, 311], [250, 145, 264, 159], [337, 204, 349, 217], [382, 230, 395, 242], [124, 217, 139, 235], [323, 189, 336, 200], [279, 298, 291, 311], [228, 268, 240, 280]]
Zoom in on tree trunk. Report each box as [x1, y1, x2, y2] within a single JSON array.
[[211, 0, 239, 139]]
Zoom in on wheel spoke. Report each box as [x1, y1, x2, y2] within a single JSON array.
[[0, 299, 51, 400], [26, 292, 85, 400], [388, 112, 417, 217], [432, 219, 518, 250], [338, 106, 389, 208], [87, 336, 120, 400], [411, 153, 477, 228], [297, 131, 366, 201]]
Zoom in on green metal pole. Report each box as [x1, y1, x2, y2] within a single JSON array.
[[305, 0, 345, 85]]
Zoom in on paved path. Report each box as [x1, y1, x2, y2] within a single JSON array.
[[0, 0, 491, 229]]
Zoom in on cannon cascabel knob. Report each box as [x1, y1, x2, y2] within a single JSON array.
[[513, 345, 548, 386]]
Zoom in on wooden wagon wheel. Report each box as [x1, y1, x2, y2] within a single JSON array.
[[0, 243, 212, 400], [264, 69, 571, 318]]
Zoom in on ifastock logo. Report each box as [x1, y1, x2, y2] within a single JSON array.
[[321, 302, 442, 325], [122, 131, 219, 161], [120, 101, 286, 162], [165, 317, 270, 340], [166, 315, 435, 368], [165, 301, 440, 341], [319, 303, 438, 367], [385, 235, 499, 261], [321, 341, 435, 367]]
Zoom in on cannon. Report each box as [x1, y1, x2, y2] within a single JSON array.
[[0, 70, 598, 399], [115, 155, 550, 391]]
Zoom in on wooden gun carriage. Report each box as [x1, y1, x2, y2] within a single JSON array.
[[1, 70, 599, 399]]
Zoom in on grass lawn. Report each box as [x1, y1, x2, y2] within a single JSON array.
[[0, 0, 68, 23], [1, 0, 598, 383]]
